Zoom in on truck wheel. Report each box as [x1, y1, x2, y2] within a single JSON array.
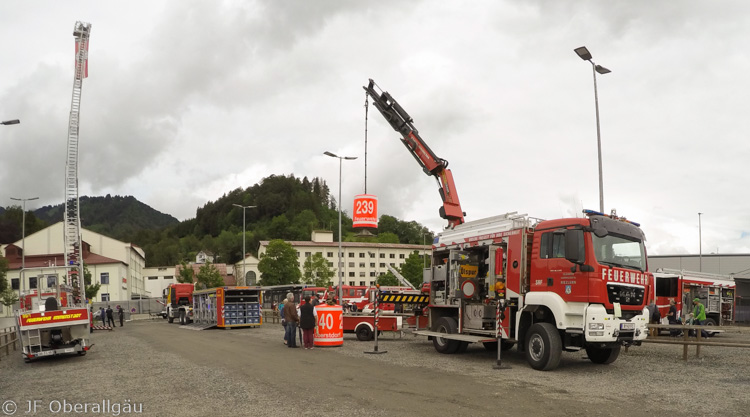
[[167, 309, 174, 323], [525, 322, 562, 371], [356, 324, 373, 341], [432, 317, 460, 354], [704, 318, 717, 336], [179, 310, 185, 325], [585, 344, 621, 364]]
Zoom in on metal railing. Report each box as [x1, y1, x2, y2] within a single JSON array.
[[0, 326, 18, 361]]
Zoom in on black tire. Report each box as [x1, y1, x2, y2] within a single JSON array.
[[585, 344, 621, 364], [525, 322, 562, 371], [167, 308, 174, 323], [356, 324, 373, 341], [432, 317, 460, 354], [704, 318, 717, 336], [179, 310, 185, 325]]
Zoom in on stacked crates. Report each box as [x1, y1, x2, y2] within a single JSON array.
[[192, 286, 263, 329]]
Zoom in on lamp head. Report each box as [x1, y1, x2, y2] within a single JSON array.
[[574, 46, 592, 61]]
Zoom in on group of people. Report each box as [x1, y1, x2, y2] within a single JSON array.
[[277, 293, 325, 349], [97, 306, 125, 328], [650, 297, 709, 338]]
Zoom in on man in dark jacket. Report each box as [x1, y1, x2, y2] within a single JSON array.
[[282, 294, 300, 348], [118, 306, 124, 327], [99, 307, 106, 326], [106, 306, 115, 328]]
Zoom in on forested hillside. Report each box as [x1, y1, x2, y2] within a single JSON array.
[[1, 174, 433, 268]]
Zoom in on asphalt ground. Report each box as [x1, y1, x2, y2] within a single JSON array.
[[1, 319, 749, 417]]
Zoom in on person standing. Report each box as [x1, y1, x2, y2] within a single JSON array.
[[691, 298, 709, 338], [278, 299, 287, 345], [299, 296, 318, 349], [118, 306, 124, 327], [106, 306, 115, 328], [99, 307, 106, 326], [666, 298, 681, 337], [283, 293, 299, 348]]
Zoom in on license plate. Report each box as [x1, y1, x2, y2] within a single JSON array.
[[620, 323, 635, 330], [36, 350, 53, 356], [63, 348, 75, 353]]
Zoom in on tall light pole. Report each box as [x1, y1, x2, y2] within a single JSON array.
[[324, 151, 358, 305], [1, 119, 20, 125], [575, 46, 611, 213], [698, 212, 703, 272], [10, 196, 39, 292], [233, 204, 257, 286]]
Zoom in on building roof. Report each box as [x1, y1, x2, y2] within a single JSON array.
[[259, 240, 428, 250]]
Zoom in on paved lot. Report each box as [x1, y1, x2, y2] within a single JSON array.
[[1, 319, 749, 416]]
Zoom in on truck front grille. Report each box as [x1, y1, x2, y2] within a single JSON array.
[[606, 284, 645, 306]]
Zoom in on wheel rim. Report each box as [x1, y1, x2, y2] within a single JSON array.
[[435, 325, 448, 347], [529, 333, 545, 362]]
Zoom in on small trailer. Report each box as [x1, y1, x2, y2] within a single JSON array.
[[189, 286, 263, 330], [343, 313, 403, 341]]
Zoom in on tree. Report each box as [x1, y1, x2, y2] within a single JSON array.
[[302, 253, 334, 287], [376, 272, 399, 286], [1, 288, 19, 316], [0, 256, 8, 293], [83, 263, 101, 300], [400, 251, 426, 288], [196, 262, 224, 289], [376, 232, 400, 244], [177, 260, 195, 283], [258, 239, 301, 285]]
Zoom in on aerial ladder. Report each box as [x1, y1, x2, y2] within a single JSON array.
[[64, 21, 91, 302], [363, 79, 465, 229]]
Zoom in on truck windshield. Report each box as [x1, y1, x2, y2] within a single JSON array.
[[592, 233, 646, 271]]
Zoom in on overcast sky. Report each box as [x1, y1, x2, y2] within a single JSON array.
[[1, 1, 749, 256]]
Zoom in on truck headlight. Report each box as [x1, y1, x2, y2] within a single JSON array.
[[588, 323, 604, 330]]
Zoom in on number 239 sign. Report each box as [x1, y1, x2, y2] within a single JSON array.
[[353, 194, 378, 228]]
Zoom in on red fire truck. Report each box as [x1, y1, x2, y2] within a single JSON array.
[[365, 79, 650, 370], [653, 269, 735, 327], [16, 284, 92, 362], [164, 283, 195, 325]]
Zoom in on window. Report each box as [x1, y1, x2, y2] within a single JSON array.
[[370, 263, 375, 268], [349, 281, 355, 286], [390, 263, 395, 267], [380, 253, 385, 258], [296, 251, 300, 257], [399, 254, 405, 259], [369, 252, 375, 258], [359, 263, 365, 268], [389, 254, 395, 259], [101, 293, 110, 302], [29, 277, 37, 289], [380, 263, 386, 268], [359, 253, 365, 258], [370, 272, 376, 277], [101, 272, 110, 285], [148, 276, 158, 280], [328, 262, 333, 267], [316, 252, 322, 257], [47, 276, 57, 288], [340, 272, 345, 277], [360, 281, 366, 286], [348, 252, 354, 258], [11, 278, 19, 290], [327, 252, 334, 257], [305, 252, 311, 257], [349, 272, 355, 277], [349, 262, 355, 267], [359, 272, 365, 277], [164, 275, 173, 280]]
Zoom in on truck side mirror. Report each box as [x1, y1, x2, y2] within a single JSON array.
[[564, 229, 584, 265]]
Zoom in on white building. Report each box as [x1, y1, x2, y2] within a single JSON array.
[[258, 230, 431, 286], [0, 222, 147, 317]]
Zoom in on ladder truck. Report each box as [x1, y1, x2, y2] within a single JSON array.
[[16, 22, 93, 361], [364, 79, 651, 370]]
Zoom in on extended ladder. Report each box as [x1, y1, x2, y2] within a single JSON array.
[[63, 21, 91, 302]]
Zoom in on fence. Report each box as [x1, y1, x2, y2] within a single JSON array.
[[645, 323, 750, 361], [0, 326, 18, 361], [735, 296, 750, 324]]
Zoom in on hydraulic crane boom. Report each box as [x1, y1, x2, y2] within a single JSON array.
[[363, 79, 465, 228]]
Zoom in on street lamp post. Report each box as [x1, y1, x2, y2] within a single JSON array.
[[324, 151, 358, 305], [1, 119, 20, 125], [574, 46, 611, 213], [233, 204, 257, 286], [698, 212, 703, 272], [10, 196, 39, 293]]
